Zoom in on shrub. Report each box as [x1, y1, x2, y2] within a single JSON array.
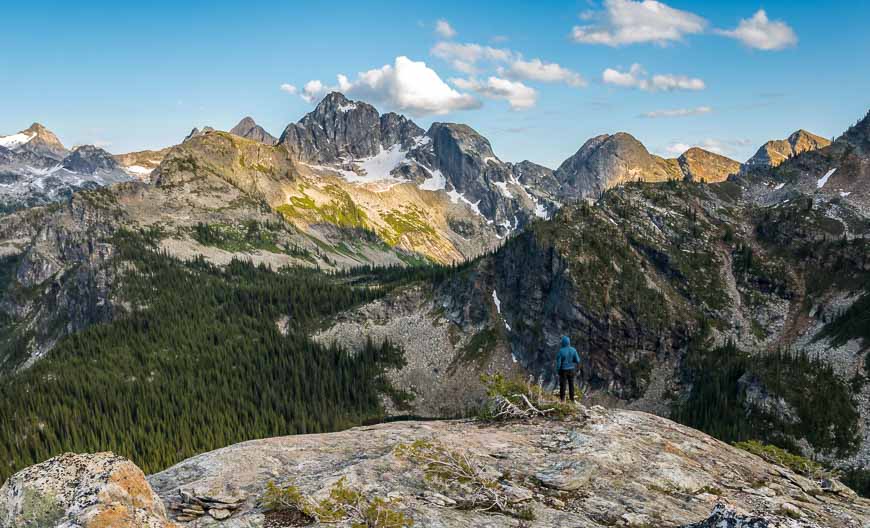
[[395, 440, 534, 520], [733, 440, 826, 478], [479, 373, 578, 421], [261, 477, 412, 528]]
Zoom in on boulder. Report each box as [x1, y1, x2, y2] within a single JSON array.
[[0, 452, 178, 528]]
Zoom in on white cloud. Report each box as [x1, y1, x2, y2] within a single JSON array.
[[602, 64, 705, 91], [664, 137, 752, 157], [430, 41, 515, 73], [300, 56, 480, 116], [571, 0, 706, 47], [641, 106, 712, 118], [435, 19, 457, 39], [717, 10, 797, 51], [279, 83, 297, 94], [300, 80, 327, 103], [451, 76, 537, 110], [666, 139, 724, 155], [500, 58, 587, 88]]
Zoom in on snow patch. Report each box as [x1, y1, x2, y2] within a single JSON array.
[[840, 191, 851, 197], [337, 103, 357, 112], [125, 165, 153, 175], [0, 132, 35, 149], [483, 156, 500, 165], [412, 135, 431, 148], [447, 188, 490, 222], [418, 168, 447, 191], [817, 168, 836, 189], [774, 182, 785, 190], [493, 181, 512, 197], [355, 144, 409, 183], [492, 289, 511, 331], [307, 143, 412, 186]]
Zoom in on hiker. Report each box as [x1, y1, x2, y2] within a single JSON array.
[[556, 336, 581, 402]]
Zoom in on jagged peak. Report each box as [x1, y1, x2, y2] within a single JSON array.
[[309, 91, 374, 117], [232, 116, 257, 130]]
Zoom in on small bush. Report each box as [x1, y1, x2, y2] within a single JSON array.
[[262, 478, 412, 528], [395, 440, 534, 520], [479, 373, 578, 421], [733, 440, 826, 478]]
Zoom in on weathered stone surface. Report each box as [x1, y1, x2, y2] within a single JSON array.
[[141, 408, 870, 527], [0, 452, 178, 528]]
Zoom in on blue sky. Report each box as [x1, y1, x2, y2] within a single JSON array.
[[1, 0, 867, 167]]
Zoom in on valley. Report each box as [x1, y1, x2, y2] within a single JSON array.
[[1, 93, 869, 525]]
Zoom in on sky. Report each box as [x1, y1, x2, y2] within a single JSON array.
[[0, 0, 867, 168]]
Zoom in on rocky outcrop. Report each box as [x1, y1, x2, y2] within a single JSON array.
[[0, 452, 178, 528], [745, 130, 831, 168], [62, 145, 123, 174], [229, 117, 277, 145], [553, 132, 682, 200], [278, 92, 424, 163], [678, 147, 741, 183], [7, 409, 865, 527]]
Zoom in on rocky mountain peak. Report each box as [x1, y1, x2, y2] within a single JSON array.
[[278, 92, 423, 164], [426, 122, 497, 162], [746, 129, 831, 168], [9, 122, 69, 160], [62, 144, 121, 174], [553, 132, 680, 199], [183, 126, 215, 142], [837, 110, 870, 154], [678, 147, 741, 183], [229, 116, 277, 145]]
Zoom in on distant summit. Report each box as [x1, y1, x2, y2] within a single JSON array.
[[678, 147, 741, 183], [229, 117, 277, 145], [553, 132, 681, 199], [745, 129, 830, 167]]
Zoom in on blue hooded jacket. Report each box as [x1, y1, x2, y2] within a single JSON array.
[[556, 336, 581, 371]]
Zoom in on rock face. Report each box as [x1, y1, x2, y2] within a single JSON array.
[[149, 409, 868, 526], [0, 452, 178, 528], [279, 92, 424, 164], [745, 129, 831, 168], [678, 147, 741, 183], [553, 133, 681, 200], [229, 117, 277, 145]]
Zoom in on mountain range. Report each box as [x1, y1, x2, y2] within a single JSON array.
[[1, 94, 868, 505]]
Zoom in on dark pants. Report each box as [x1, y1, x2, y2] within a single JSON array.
[[559, 369, 576, 402]]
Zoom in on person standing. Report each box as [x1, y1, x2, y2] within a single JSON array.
[[556, 336, 581, 402]]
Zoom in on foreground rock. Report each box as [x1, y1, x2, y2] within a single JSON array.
[[0, 452, 177, 527], [147, 408, 868, 527], [3, 408, 867, 526]]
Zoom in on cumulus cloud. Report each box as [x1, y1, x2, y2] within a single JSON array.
[[435, 19, 457, 39], [717, 10, 797, 50], [602, 64, 705, 91], [430, 41, 514, 74], [571, 0, 706, 46], [641, 106, 712, 118], [300, 80, 327, 103], [451, 76, 537, 110], [500, 58, 587, 88], [279, 83, 297, 94], [299, 56, 480, 116], [664, 138, 751, 156]]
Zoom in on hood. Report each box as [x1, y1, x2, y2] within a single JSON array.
[[561, 336, 570, 347]]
